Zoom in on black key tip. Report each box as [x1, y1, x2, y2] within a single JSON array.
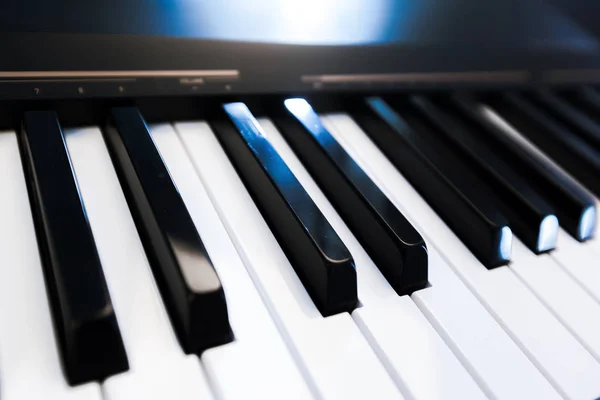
[[578, 205, 597, 242], [490, 226, 513, 268], [323, 258, 359, 316], [187, 287, 234, 354], [64, 309, 129, 385]]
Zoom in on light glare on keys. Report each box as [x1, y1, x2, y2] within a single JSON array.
[[500, 226, 513, 262], [579, 205, 596, 241], [537, 215, 559, 253], [223, 103, 267, 137], [284, 98, 332, 142], [284, 98, 313, 118]]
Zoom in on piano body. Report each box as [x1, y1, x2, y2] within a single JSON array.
[[1, 1, 600, 399]]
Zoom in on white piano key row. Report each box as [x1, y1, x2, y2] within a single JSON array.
[[0, 104, 600, 400]]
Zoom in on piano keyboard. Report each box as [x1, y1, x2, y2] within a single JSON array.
[[1, 89, 600, 400]]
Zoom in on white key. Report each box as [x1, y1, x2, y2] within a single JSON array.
[[411, 250, 561, 400], [321, 113, 600, 400], [0, 131, 102, 400], [149, 123, 314, 400], [64, 127, 214, 400], [354, 297, 486, 400], [258, 118, 486, 400], [175, 121, 402, 400], [510, 237, 600, 362], [553, 229, 600, 306]]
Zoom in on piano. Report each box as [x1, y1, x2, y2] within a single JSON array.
[[1, 1, 600, 399]]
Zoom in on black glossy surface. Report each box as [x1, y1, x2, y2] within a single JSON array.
[[574, 87, 600, 116], [490, 93, 600, 197], [19, 110, 128, 385], [354, 97, 511, 268], [410, 95, 556, 253], [1, 1, 600, 99], [451, 94, 596, 242], [1, 0, 594, 47], [103, 107, 233, 354], [213, 102, 358, 316], [270, 98, 428, 295], [529, 89, 600, 150]]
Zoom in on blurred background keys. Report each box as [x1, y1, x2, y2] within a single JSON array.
[[490, 93, 600, 197], [409, 95, 558, 253], [529, 89, 600, 150], [451, 94, 597, 242]]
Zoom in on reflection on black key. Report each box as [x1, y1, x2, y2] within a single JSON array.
[[530, 90, 600, 149], [104, 107, 233, 354], [20, 111, 128, 385], [270, 98, 428, 295], [490, 93, 600, 197], [410, 95, 558, 253], [212, 102, 357, 316], [451, 94, 596, 242], [353, 97, 512, 268]]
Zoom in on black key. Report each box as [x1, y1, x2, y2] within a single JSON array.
[[529, 89, 600, 149], [19, 111, 128, 385], [211, 102, 357, 316], [451, 94, 596, 242], [352, 97, 511, 268], [571, 87, 600, 123], [269, 98, 428, 295], [409, 95, 557, 253], [581, 87, 600, 107], [104, 107, 233, 354], [490, 93, 600, 197], [580, 87, 600, 111]]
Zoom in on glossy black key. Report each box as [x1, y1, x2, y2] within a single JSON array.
[[104, 107, 233, 354], [410, 95, 558, 253], [571, 87, 600, 123], [269, 98, 428, 295], [451, 94, 596, 242], [211, 102, 357, 316], [490, 93, 600, 197], [19, 111, 128, 385], [352, 97, 512, 268], [580, 87, 600, 110], [529, 89, 600, 149]]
